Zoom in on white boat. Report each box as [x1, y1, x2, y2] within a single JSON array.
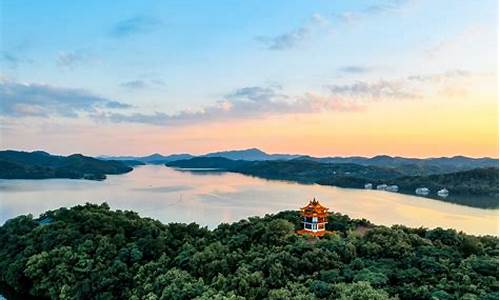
[[415, 187, 430, 195], [437, 188, 449, 197]]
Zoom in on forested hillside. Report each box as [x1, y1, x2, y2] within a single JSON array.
[[0, 150, 133, 180], [0, 204, 497, 299]]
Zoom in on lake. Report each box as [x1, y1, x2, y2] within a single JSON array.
[[0, 165, 498, 235]]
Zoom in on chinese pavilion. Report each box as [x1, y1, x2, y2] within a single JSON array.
[[297, 198, 331, 236]]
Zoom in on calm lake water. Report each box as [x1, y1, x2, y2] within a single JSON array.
[[0, 165, 498, 235]]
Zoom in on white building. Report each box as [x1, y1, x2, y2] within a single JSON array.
[[386, 185, 399, 192], [376, 184, 388, 190], [437, 188, 449, 197], [415, 187, 430, 195], [364, 183, 373, 189]]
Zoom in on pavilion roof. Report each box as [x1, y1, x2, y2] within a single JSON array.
[[300, 198, 329, 216]]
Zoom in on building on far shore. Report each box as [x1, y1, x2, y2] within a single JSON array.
[[376, 184, 388, 190], [437, 188, 449, 197], [364, 183, 373, 189], [385, 185, 399, 192], [297, 198, 332, 237], [416, 187, 430, 195]]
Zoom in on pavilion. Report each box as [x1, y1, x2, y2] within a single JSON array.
[[297, 198, 332, 237]]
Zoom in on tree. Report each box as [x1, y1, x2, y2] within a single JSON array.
[[332, 281, 395, 300]]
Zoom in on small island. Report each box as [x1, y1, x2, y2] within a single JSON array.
[[0, 203, 497, 299]]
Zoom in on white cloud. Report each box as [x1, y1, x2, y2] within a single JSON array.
[[0, 79, 131, 118], [56, 51, 90, 68], [4, 70, 483, 126], [327, 80, 420, 100], [94, 85, 360, 126], [256, 13, 329, 50], [110, 16, 161, 38]]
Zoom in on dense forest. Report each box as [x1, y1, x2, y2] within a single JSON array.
[[0, 150, 134, 180], [305, 155, 499, 176], [0, 203, 497, 299], [165, 158, 499, 208]]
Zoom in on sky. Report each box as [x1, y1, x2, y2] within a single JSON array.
[[0, 0, 498, 158]]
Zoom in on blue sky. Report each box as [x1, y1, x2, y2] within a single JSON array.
[[0, 0, 498, 156]]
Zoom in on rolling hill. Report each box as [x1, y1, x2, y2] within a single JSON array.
[[0, 150, 133, 180], [0, 203, 497, 299]]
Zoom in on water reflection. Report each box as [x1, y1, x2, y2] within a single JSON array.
[[0, 165, 497, 236]]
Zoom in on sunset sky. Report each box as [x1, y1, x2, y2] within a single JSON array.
[[1, 0, 498, 158]]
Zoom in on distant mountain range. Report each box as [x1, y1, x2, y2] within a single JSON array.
[[0, 150, 133, 180], [296, 154, 499, 176], [102, 148, 498, 175], [100, 148, 298, 164], [99, 153, 194, 164], [202, 148, 299, 161]]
